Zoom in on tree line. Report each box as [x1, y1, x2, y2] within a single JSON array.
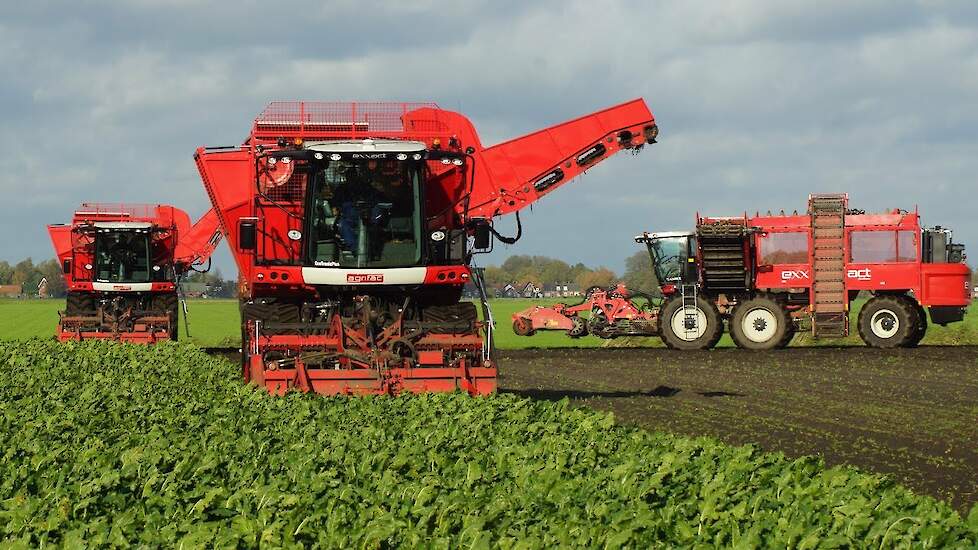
[[0, 258, 237, 298], [0, 259, 67, 297], [482, 251, 660, 295]]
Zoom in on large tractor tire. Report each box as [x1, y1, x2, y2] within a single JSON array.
[[857, 295, 920, 349], [904, 299, 928, 348], [729, 296, 790, 350], [778, 324, 797, 349], [658, 295, 723, 350], [424, 302, 478, 333], [240, 298, 300, 379], [65, 291, 95, 315]]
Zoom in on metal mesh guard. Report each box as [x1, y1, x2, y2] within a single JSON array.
[[253, 101, 446, 139], [76, 203, 160, 219]]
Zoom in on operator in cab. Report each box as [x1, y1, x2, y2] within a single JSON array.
[[101, 232, 140, 281], [332, 165, 392, 257]]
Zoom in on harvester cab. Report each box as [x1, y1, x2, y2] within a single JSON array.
[[195, 99, 658, 395], [48, 204, 223, 343]]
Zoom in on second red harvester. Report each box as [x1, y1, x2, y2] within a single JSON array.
[[48, 204, 222, 343]]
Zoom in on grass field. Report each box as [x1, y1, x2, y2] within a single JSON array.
[[0, 298, 239, 348], [2, 297, 976, 348]]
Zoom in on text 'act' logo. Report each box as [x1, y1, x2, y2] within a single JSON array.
[[847, 268, 872, 281], [346, 273, 384, 283], [780, 270, 810, 281]]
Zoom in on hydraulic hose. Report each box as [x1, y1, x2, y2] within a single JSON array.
[[488, 211, 522, 245]]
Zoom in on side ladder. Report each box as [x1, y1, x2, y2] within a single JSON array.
[[809, 194, 848, 338], [681, 284, 699, 339]]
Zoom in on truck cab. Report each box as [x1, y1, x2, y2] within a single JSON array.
[[635, 231, 698, 290]]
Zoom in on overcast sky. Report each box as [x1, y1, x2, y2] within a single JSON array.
[[2, 0, 976, 275]]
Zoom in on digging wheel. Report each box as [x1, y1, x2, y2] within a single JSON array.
[[587, 309, 615, 339], [567, 316, 588, 338], [389, 338, 417, 361], [512, 317, 534, 336]]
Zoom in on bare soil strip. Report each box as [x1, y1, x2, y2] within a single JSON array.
[[498, 346, 978, 513]]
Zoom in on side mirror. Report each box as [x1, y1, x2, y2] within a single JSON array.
[[62, 259, 71, 274], [472, 219, 491, 250], [239, 219, 257, 251]]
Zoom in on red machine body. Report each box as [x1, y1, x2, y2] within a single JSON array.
[[519, 194, 969, 350], [195, 100, 657, 395], [47, 204, 222, 342], [744, 206, 969, 309]]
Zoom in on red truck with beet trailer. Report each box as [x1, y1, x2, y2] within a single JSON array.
[[515, 194, 970, 350]]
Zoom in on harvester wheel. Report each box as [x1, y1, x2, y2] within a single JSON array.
[[857, 295, 918, 349], [512, 317, 534, 336], [240, 321, 251, 380], [729, 296, 790, 350], [658, 296, 722, 350], [567, 316, 588, 338], [65, 292, 95, 315], [242, 300, 300, 335], [152, 293, 180, 341], [424, 302, 478, 333]]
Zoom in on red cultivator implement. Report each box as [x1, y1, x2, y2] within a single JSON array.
[[512, 284, 659, 339]]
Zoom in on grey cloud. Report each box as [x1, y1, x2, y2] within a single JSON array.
[[1, 0, 976, 275]]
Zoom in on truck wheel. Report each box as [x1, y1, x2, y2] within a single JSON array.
[[729, 296, 789, 350], [658, 295, 722, 350], [778, 324, 797, 349], [857, 295, 918, 349], [904, 300, 928, 348]]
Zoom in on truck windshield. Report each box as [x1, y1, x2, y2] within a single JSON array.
[[95, 230, 151, 283], [307, 159, 423, 268], [648, 236, 690, 283]]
